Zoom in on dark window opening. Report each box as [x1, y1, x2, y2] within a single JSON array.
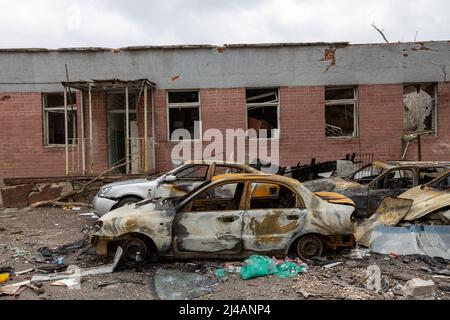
[[168, 91, 199, 104], [375, 169, 414, 189], [44, 92, 77, 146], [169, 107, 200, 140], [249, 183, 297, 209], [325, 87, 357, 137], [246, 88, 279, 138], [214, 165, 247, 176], [190, 182, 245, 212]]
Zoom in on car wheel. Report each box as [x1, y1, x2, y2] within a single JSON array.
[[296, 234, 323, 260], [121, 237, 150, 262], [117, 196, 141, 208]]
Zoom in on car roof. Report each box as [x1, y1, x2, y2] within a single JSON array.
[[373, 161, 450, 170], [211, 173, 301, 186]]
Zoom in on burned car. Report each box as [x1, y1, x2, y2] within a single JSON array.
[[303, 161, 450, 218], [355, 169, 450, 253], [90, 174, 356, 262], [92, 160, 259, 216]]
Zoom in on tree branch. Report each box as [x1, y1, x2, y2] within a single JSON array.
[[371, 23, 389, 43]]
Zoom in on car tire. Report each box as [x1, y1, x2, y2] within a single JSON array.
[[296, 234, 323, 260], [121, 236, 151, 263], [117, 196, 142, 208]]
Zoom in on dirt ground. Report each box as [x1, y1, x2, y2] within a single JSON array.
[[1, 206, 449, 300]]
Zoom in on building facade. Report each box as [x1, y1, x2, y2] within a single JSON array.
[[0, 41, 449, 178]]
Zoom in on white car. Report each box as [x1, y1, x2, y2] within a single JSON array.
[[92, 161, 260, 216]]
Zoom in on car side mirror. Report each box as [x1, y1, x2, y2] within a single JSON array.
[[164, 175, 177, 183]]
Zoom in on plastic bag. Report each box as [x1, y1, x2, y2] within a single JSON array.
[[272, 261, 308, 278], [240, 255, 275, 280], [239, 255, 308, 280]]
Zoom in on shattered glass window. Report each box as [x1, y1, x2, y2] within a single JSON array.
[[403, 83, 436, 133], [352, 164, 385, 184], [325, 87, 357, 137], [246, 88, 279, 139], [375, 169, 414, 189], [176, 165, 208, 181], [428, 172, 450, 191]]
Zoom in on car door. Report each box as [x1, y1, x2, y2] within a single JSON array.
[[242, 181, 306, 253], [154, 164, 210, 198], [367, 168, 416, 215], [173, 181, 247, 254]]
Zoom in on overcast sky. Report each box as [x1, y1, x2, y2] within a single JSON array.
[[1, 0, 449, 48]]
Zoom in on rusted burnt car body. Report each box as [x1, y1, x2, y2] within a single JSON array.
[[92, 160, 260, 216], [303, 161, 450, 218], [90, 174, 356, 261], [355, 169, 450, 247]]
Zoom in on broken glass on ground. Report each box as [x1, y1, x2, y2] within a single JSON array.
[[152, 268, 218, 300]]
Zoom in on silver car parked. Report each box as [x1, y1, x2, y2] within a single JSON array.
[[92, 160, 259, 216]]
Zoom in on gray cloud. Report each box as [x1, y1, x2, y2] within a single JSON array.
[[0, 0, 448, 48]]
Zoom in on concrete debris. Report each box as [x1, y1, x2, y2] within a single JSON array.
[[402, 278, 436, 299], [0, 280, 31, 295], [0, 184, 34, 208]]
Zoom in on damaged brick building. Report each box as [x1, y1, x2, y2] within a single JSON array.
[[0, 41, 449, 179]]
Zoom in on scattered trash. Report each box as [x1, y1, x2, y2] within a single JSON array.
[[13, 247, 28, 257], [0, 267, 13, 274], [97, 279, 146, 289], [31, 246, 122, 283], [54, 257, 64, 266], [344, 248, 371, 260], [296, 288, 320, 299], [239, 255, 308, 280], [36, 239, 89, 263], [153, 268, 218, 300], [51, 278, 79, 289], [403, 278, 436, 300], [215, 268, 227, 278], [71, 207, 81, 211], [0, 280, 31, 296], [0, 273, 10, 284], [79, 212, 99, 219], [388, 253, 399, 259], [26, 282, 45, 295], [323, 261, 343, 269]]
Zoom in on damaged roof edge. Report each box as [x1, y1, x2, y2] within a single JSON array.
[[1, 40, 448, 53]]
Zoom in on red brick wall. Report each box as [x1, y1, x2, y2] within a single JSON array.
[[1, 83, 449, 178]]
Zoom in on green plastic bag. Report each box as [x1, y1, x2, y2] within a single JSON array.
[[240, 255, 308, 280], [272, 261, 308, 278], [240, 255, 275, 280], [215, 268, 227, 278]]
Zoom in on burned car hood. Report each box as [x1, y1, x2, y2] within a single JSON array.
[[395, 186, 450, 221], [303, 177, 361, 192], [93, 200, 176, 240]]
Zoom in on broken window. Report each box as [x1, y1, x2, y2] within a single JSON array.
[[403, 83, 437, 133], [352, 164, 386, 184], [325, 87, 357, 137], [419, 168, 447, 184], [249, 182, 298, 209], [374, 169, 415, 189], [43, 92, 77, 146], [175, 164, 209, 181], [189, 182, 245, 212], [246, 88, 279, 138], [429, 173, 450, 191], [168, 91, 200, 140]]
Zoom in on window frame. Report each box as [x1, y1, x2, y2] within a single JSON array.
[[402, 83, 438, 135], [166, 90, 202, 142], [245, 180, 305, 210], [42, 92, 78, 147], [324, 86, 359, 138], [245, 87, 280, 140]]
